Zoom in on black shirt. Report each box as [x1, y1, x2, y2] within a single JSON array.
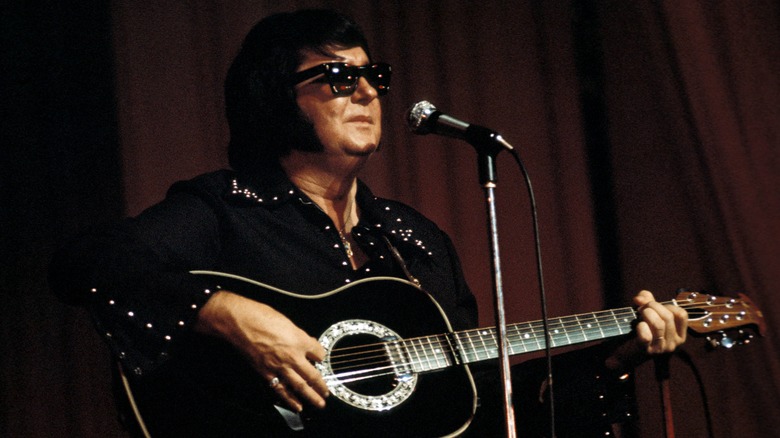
[[51, 168, 478, 376], [50, 168, 634, 437]]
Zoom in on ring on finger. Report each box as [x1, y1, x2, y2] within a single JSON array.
[[269, 376, 281, 388]]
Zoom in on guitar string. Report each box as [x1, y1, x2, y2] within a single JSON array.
[[326, 320, 749, 383], [326, 309, 633, 368], [325, 300, 748, 375], [327, 299, 749, 361], [324, 302, 748, 376], [326, 299, 741, 363], [323, 301, 752, 382], [325, 308, 638, 377]]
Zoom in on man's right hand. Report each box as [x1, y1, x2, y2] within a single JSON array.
[[194, 290, 330, 412]]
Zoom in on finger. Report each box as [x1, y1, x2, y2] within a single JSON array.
[[302, 338, 330, 397], [639, 305, 670, 353], [635, 320, 653, 346], [298, 361, 330, 399], [282, 369, 327, 409], [293, 350, 330, 400], [671, 304, 689, 341], [263, 372, 304, 413], [633, 290, 656, 307], [306, 337, 327, 362], [653, 302, 682, 345], [271, 378, 304, 413], [636, 322, 667, 355], [648, 300, 688, 352], [640, 303, 668, 339]]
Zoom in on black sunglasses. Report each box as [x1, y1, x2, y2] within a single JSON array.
[[292, 62, 392, 96]]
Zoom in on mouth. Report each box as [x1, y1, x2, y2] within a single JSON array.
[[347, 116, 373, 124]]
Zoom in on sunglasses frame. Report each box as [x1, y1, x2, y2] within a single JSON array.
[[292, 62, 392, 96]]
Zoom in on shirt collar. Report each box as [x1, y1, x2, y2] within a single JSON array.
[[226, 168, 381, 208], [225, 169, 432, 257], [225, 168, 298, 207]]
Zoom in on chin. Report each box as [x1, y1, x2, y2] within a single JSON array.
[[350, 147, 378, 158], [346, 141, 379, 157]]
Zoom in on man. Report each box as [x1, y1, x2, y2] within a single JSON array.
[[51, 9, 687, 437]]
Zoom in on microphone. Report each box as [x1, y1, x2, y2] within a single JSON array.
[[406, 100, 513, 151]]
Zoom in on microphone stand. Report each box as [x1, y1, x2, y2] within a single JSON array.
[[467, 128, 516, 438]]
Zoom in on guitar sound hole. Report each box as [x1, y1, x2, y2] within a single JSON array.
[[332, 334, 397, 397]]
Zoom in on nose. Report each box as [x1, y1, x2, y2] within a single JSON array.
[[352, 76, 378, 101]]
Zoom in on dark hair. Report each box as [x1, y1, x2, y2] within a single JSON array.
[[225, 9, 372, 173]]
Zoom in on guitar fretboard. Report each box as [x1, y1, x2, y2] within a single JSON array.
[[401, 307, 637, 372]]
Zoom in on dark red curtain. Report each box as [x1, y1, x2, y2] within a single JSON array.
[[599, 2, 780, 436], [3, 1, 778, 436]]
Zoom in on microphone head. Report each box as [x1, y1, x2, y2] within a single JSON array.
[[406, 100, 438, 135]]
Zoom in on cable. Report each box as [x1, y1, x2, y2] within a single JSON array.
[[507, 148, 556, 437]]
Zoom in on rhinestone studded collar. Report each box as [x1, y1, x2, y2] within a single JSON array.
[[226, 169, 298, 207], [225, 171, 434, 259]]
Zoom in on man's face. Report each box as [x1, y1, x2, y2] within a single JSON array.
[[294, 47, 382, 160]]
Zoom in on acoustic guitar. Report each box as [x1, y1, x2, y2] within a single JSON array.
[[118, 271, 764, 437]]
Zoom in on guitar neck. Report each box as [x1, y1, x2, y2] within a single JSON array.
[[403, 307, 637, 371]]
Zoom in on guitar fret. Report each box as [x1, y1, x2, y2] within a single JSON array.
[[471, 331, 483, 362], [549, 319, 567, 347], [461, 331, 472, 362], [401, 339, 415, 373], [573, 314, 587, 342], [424, 337, 437, 369], [407, 338, 424, 372], [430, 335, 450, 369], [523, 322, 542, 352], [418, 337, 434, 371], [475, 330, 490, 360], [414, 336, 447, 371], [608, 309, 624, 337], [508, 325, 522, 355], [561, 317, 574, 344], [532, 322, 544, 350], [615, 309, 634, 335], [489, 330, 499, 358], [560, 316, 586, 344], [568, 315, 588, 343], [579, 312, 603, 340], [593, 312, 610, 338], [471, 331, 484, 361], [453, 332, 467, 363]]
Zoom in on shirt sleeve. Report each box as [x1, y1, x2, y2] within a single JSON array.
[[49, 182, 224, 376]]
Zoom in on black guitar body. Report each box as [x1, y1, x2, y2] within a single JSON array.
[[124, 274, 477, 437], [118, 272, 763, 437]]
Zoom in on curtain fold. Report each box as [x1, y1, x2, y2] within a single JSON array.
[[600, 1, 780, 436]]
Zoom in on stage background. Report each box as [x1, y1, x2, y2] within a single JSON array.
[[3, 1, 778, 436]]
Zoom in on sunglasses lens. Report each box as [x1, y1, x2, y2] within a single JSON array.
[[366, 64, 391, 95], [326, 63, 391, 96], [326, 64, 357, 96]]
